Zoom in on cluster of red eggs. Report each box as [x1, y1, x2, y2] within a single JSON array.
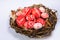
[[16, 7, 49, 30]]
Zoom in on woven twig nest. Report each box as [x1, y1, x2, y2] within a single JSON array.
[[10, 4, 57, 38]]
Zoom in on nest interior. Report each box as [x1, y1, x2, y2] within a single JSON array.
[[10, 4, 57, 38]]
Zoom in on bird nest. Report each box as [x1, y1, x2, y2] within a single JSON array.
[[10, 4, 57, 38]]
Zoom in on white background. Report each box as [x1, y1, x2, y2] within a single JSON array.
[[0, 0, 60, 40]]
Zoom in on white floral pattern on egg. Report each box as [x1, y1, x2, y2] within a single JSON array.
[[41, 13, 49, 18], [33, 23, 43, 30], [39, 7, 45, 12], [16, 11, 22, 16]]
